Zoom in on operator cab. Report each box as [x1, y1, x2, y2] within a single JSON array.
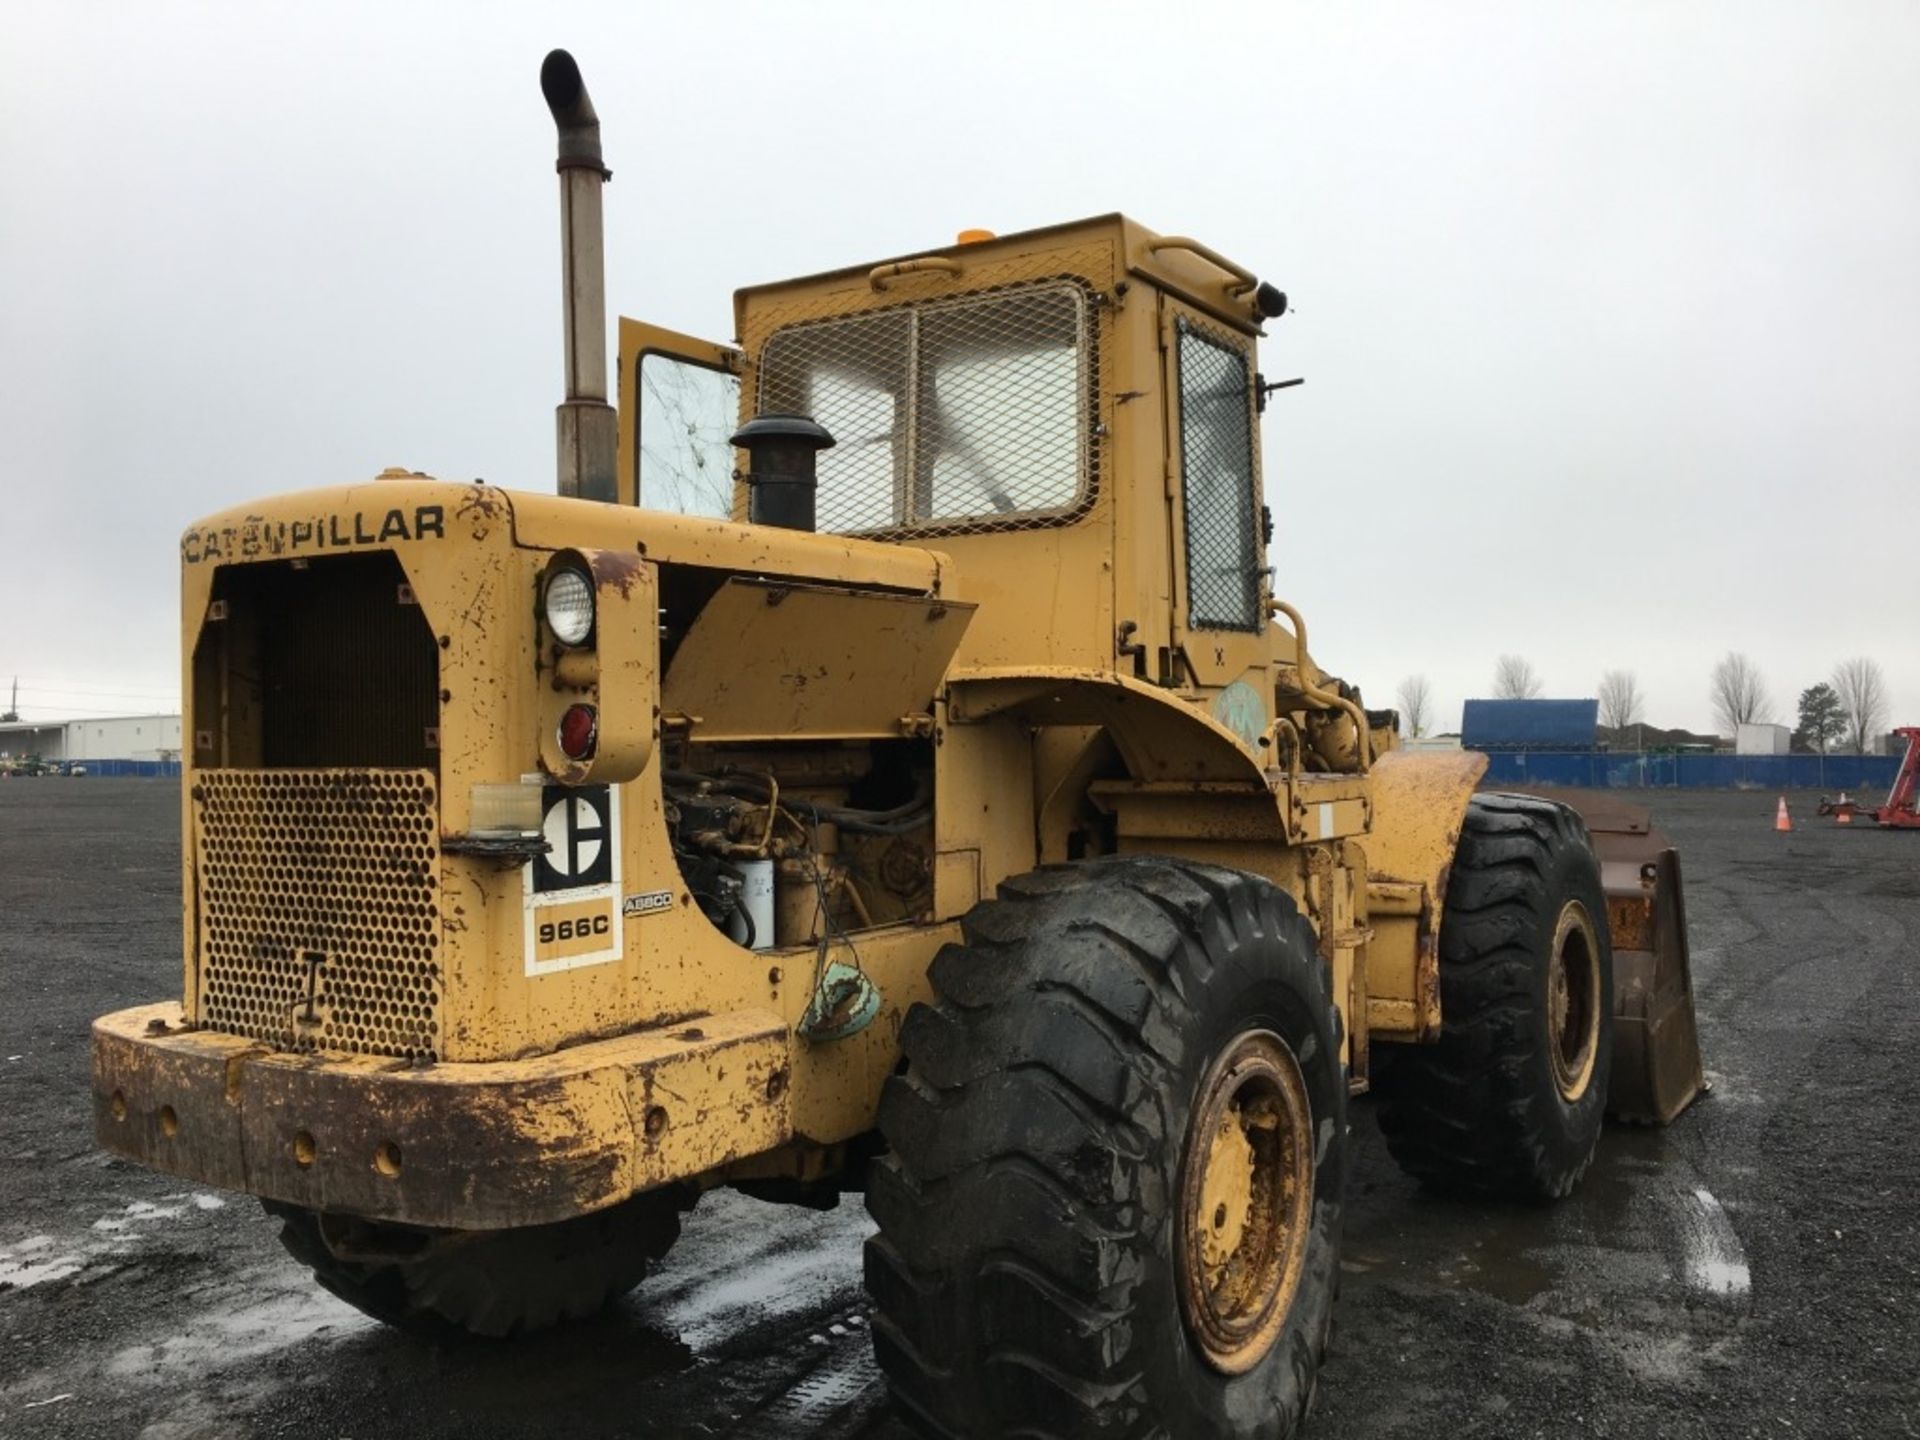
[[618, 216, 1294, 700]]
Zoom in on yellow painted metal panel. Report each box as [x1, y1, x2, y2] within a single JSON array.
[[1362, 747, 1487, 1040], [93, 1002, 791, 1230], [534, 547, 660, 785], [949, 666, 1264, 785], [663, 579, 975, 740]]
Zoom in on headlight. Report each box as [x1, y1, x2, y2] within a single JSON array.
[[543, 567, 595, 647]]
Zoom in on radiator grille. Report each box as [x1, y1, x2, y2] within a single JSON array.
[[191, 551, 440, 772], [756, 280, 1095, 537], [194, 769, 442, 1062]]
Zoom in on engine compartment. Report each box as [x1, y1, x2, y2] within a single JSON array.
[[663, 738, 936, 953]]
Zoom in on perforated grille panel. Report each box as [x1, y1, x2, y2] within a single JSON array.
[[194, 769, 443, 1062], [756, 281, 1094, 537], [1177, 320, 1261, 631]]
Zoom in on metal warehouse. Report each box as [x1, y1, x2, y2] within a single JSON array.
[[0, 713, 182, 764]]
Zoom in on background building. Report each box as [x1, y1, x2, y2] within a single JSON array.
[[0, 714, 182, 774], [1735, 723, 1792, 756]]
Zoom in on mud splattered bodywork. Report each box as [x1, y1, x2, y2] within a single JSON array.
[[92, 211, 1697, 1255]]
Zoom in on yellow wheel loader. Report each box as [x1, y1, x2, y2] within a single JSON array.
[[92, 52, 1703, 1437]]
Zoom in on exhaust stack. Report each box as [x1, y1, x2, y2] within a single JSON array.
[[541, 50, 616, 502]]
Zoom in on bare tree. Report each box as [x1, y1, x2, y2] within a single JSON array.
[[1395, 674, 1433, 738], [1596, 669, 1644, 731], [1708, 652, 1771, 736], [1831, 656, 1889, 755], [1492, 654, 1542, 699]]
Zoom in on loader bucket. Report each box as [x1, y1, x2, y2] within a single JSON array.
[[1575, 795, 1706, 1124], [1510, 790, 1706, 1124]]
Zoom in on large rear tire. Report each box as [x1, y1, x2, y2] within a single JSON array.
[[269, 1187, 690, 1338], [865, 857, 1348, 1439], [1375, 792, 1613, 1200]]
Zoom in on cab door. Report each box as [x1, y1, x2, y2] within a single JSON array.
[[1161, 297, 1271, 746], [616, 318, 745, 516]]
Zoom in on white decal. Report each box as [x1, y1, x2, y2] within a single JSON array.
[[524, 785, 622, 975]]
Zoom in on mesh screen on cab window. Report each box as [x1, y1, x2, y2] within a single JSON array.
[[1177, 320, 1261, 631], [756, 281, 1092, 536]]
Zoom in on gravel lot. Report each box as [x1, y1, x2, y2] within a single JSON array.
[[1, 781, 1915, 1438]]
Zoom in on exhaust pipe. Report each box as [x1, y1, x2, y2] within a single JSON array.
[[541, 50, 617, 503]]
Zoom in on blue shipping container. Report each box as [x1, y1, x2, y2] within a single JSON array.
[[1462, 699, 1600, 751]]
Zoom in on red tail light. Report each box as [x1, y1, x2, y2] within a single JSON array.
[[558, 704, 598, 760]]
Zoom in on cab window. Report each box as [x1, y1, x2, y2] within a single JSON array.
[[1177, 320, 1260, 631], [756, 281, 1091, 535], [637, 352, 741, 520]]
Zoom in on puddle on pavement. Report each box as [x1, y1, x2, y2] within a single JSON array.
[[1345, 1122, 1694, 1313], [1441, 1241, 1559, 1307]]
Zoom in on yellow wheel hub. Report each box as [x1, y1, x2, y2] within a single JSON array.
[[1546, 900, 1602, 1103], [1177, 1028, 1314, 1375]]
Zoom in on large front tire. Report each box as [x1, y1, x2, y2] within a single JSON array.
[[1376, 792, 1613, 1200], [269, 1187, 690, 1338], [865, 858, 1348, 1439]]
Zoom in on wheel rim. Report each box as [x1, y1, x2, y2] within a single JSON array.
[[1176, 1027, 1315, 1375], [1546, 900, 1602, 1103]]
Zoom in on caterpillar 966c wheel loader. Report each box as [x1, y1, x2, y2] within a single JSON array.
[[92, 52, 1703, 1436]]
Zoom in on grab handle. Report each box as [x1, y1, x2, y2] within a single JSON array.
[[1146, 236, 1258, 297], [868, 257, 964, 291]]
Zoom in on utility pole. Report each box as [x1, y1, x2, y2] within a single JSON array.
[[1, 677, 17, 723]]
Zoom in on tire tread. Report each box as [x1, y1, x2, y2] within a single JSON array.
[[866, 856, 1344, 1438], [1376, 792, 1612, 1200]]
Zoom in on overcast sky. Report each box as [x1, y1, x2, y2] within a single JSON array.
[[2, 2, 1914, 736]]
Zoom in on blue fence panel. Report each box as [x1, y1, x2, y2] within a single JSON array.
[[79, 759, 182, 778], [1478, 751, 1902, 791]]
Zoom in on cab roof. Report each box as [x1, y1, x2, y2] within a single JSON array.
[[733, 213, 1278, 339]]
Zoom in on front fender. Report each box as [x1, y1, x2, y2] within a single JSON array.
[[1363, 748, 1488, 1041]]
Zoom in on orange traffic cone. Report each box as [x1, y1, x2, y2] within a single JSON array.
[[1775, 796, 1792, 832]]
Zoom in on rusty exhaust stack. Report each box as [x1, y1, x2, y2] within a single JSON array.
[[541, 50, 616, 503]]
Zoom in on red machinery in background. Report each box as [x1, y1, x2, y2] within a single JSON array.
[[1818, 727, 1920, 828]]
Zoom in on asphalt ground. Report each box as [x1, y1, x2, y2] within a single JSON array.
[[1, 780, 1915, 1438]]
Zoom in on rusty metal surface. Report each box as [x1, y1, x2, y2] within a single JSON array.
[[1607, 847, 1706, 1125], [93, 1002, 792, 1231], [541, 51, 618, 503]]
